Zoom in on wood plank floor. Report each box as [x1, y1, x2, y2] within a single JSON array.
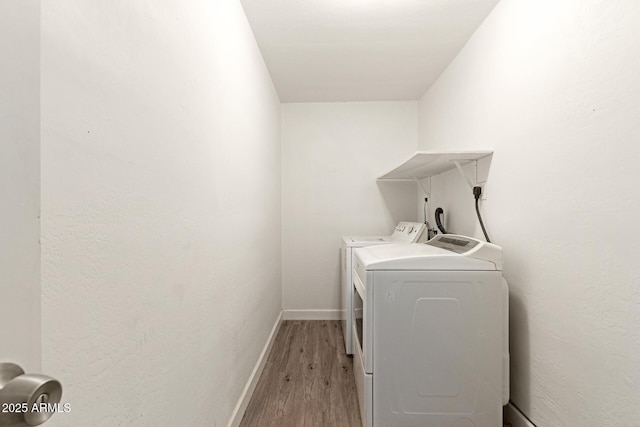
[[240, 320, 361, 427]]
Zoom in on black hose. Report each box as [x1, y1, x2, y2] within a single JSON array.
[[434, 207, 447, 234]]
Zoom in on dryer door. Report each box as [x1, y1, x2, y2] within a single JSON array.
[[371, 270, 503, 427]]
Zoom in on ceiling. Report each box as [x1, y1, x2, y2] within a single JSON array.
[[240, 0, 500, 102]]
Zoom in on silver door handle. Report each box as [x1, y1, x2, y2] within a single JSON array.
[[0, 363, 62, 427]]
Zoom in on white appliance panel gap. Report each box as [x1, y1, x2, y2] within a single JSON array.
[[341, 222, 426, 354]]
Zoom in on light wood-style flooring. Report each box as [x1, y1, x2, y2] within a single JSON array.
[[240, 320, 511, 427], [240, 320, 361, 427]]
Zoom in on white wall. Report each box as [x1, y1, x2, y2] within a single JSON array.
[[41, 1, 281, 426], [0, 0, 41, 372], [281, 102, 418, 314], [417, 0, 640, 425]]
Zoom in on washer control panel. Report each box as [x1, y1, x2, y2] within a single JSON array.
[[391, 222, 426, 242]]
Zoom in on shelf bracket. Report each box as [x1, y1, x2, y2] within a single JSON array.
[[451, 160, 478, 190], [415, 177, 431, 197]]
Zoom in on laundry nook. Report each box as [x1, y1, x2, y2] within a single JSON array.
[[2, 1, 639, 427]]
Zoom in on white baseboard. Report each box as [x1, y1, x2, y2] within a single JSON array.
[[504, 402, 536, 427], [226, 310, 283, 427], [283, 309, 342, 320]]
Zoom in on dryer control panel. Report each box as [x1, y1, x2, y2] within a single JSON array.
[[424, 234, 503, 270], [426, 235, 480, 254]]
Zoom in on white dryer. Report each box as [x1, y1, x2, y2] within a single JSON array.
[[341, 222, 426, 355], [352, 234, 509, 427]]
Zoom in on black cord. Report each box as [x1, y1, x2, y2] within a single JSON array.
[[423, 198, 428, 225], [473, 186, 491, 243]]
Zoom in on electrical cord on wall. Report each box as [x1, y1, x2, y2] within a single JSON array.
[[423, 198, 428, 225], [473, 186, 491, 243]]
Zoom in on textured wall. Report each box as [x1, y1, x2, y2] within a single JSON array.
[[0, 0, 40, 372], [41, 1, 281, 425], [281, 102, 418, 314], [417, 0, 640, 425]]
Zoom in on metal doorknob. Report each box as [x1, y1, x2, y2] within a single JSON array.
[[0, 363, 62, 427]]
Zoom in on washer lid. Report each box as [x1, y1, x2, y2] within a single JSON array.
[[343, 235, 396, 247], [343, 222, 425, 246], [355, 234, 502, 271]]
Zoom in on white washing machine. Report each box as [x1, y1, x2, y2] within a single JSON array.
[[352, 234, 509, 427], [341, 222, 426, 355]]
